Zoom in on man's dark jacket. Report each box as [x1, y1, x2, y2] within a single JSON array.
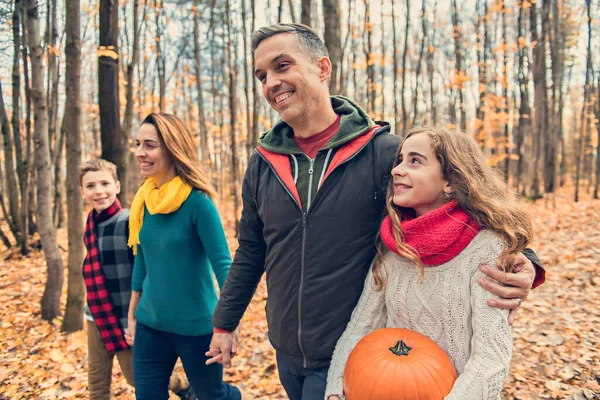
[[213, 96, 401, 368]]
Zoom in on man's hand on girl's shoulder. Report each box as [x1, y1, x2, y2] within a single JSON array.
[[478, 253, 535, 325]]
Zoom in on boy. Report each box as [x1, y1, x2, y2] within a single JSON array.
[[79, 159, 194, 400]]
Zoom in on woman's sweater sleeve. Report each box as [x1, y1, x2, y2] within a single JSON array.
[[325, 264, 388, 400], [194, 193, 232, 290], [131, 244, 146, 292], [445, 246, 512, 400]]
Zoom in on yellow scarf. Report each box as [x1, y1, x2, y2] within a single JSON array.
[[128, 176, 193, 254]]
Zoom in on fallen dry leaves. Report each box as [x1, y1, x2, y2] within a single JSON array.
[[0, 187, 598, 399]]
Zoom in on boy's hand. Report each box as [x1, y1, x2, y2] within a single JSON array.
[[478, 253, 535, 325], [126, 317, 136, 346]]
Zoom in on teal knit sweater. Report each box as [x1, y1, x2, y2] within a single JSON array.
[[131, 190, 231, 336]]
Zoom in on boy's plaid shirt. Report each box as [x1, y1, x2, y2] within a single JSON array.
[[83, 199, 130, 353]]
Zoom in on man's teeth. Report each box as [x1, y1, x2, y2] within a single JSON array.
[[276, 93, 292, 103]]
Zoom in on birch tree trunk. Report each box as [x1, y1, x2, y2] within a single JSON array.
[[24, 0, 65, 320]]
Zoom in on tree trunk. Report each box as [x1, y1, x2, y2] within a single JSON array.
[[363, 0, 374, 114], [502, 2, 510, 181], [427, 3, 437, 124], [52, 123, 65, 228], [595, 77, 600, 199], [451, 0, 466, 130], [226, 0, 239, 233], [301, 0, 311, 26], [123, 0, 140, 150], [251, 0, 259, 152], [278, 0, 283, 21], [21, 4, 34, 254], [400, 0, 410, 130], [241, 0, 253, 161], [529, 0, 547, 199], [476, 0, 489, 149], [378, 0, 386, 120], [541, 0, 555, 194], [322, 0, 341, 94], [0, 82, 22, 242], [99, 0, 127, 205], [515, 3, 530, 193], [62, 0, 85, 332], [155, 0, 165, 112], [391, 0, 400, 134], [24, 0, 64, 320], [576, 0, 592, 202], [194, 0, 209, 162], [12, 0, 25, 235], [46, 0, 59, 160], [411, 0, 427, 125]]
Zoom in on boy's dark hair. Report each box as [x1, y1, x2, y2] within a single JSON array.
[[78, 158, 118, 186], [251, 23, 329, 61]]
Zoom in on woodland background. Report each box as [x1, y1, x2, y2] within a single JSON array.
[[0, 0, 599, 398]]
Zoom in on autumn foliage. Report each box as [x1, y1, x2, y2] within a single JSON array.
[[0, 187, 598, 399]]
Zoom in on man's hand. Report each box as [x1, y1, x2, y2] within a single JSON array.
[[205, 330, 239, 367], [478, 252, 535, 326]]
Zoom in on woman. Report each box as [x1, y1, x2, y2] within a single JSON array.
[[127, 113, 246, 400]]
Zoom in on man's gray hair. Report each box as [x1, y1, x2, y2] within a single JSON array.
[[251, 23, 329, 60]]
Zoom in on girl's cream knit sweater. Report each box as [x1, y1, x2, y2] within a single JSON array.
[[325, 230, 512, 400]]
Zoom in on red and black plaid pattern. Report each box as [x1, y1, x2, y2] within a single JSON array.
[[83, 198, 129, 352]]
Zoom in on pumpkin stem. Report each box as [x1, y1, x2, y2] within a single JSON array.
[[389, 340, 412, 356]]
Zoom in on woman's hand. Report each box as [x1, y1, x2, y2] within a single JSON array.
[[126, 291, 142, 346], [125, 316, 136, 346]]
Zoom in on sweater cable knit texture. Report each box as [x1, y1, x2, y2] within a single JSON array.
[[325, 230, 512, 400]]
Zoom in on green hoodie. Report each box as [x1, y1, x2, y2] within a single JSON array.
[[258, 96, 375, 211]]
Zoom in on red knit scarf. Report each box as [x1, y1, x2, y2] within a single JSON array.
[[83, 198, 129, 352], [380, 200, 481, 266]]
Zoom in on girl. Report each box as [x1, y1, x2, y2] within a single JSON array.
[[325, 127, 533, 400], [126, 113, 246, 400]]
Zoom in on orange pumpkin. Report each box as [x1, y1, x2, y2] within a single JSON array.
[[343, 328, 457, 400]]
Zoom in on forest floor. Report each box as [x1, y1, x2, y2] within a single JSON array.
[[0, 186, 599, 399]]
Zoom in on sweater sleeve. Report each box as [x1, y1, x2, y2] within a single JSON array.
[[193, 193, 232, 290], [212, 154, 267, 331], [445, 245, 512, 400], [131, 245, 146, 292], [325, 264, 388, 400]]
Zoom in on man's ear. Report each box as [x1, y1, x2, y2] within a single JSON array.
[[317, 56, 332, 83]]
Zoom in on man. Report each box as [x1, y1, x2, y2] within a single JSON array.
[[208, 23, 545, 400]]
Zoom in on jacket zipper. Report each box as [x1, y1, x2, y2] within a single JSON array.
[[306, 157, 315, 210], [297, 156, 315, 368], [299, 212, 308, 367]]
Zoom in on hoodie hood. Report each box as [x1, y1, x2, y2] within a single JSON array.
[[258, 95, 375, 155]]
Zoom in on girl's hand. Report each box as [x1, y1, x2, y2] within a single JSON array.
[[125, 317, 136, 346]]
